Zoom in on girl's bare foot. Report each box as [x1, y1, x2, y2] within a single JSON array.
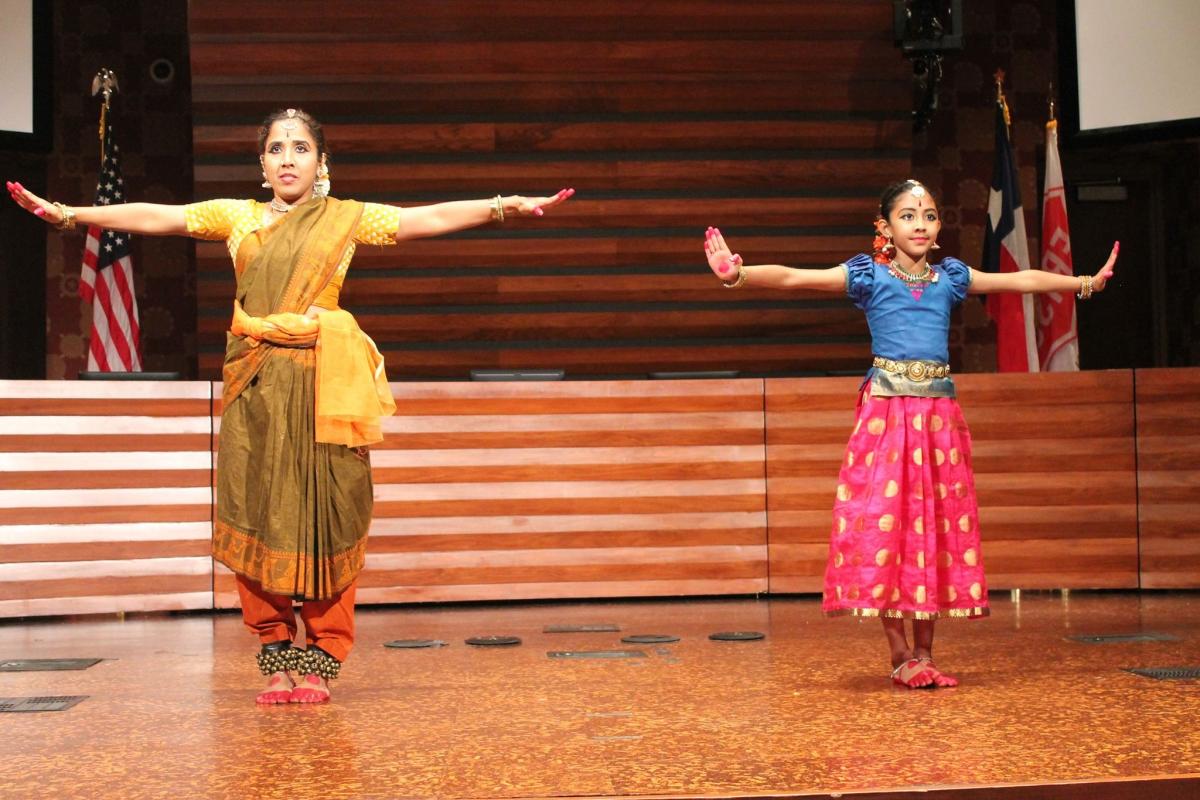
[[916, 657, 959, 687], [891, 658, 936, 689]]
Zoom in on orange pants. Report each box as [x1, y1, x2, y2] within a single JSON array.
[[236, 575, 358, 663]]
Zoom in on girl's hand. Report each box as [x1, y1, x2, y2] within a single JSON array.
[[1091, 241, 1119, 292], [6, 181, 61, 225], [515, 187, 574, 217], [704, 227, 742, 279]]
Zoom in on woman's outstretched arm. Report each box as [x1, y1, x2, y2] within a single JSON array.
[[6, 181, 187, 236], [968, 241, 1119, 296], [704, 227, 846, 292], [396, 188, 574, 241]]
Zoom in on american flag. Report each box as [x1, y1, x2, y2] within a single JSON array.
[[79, 123, 142, 372]]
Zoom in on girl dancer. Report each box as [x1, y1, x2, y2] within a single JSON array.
[[704, 179, 1116, 687]]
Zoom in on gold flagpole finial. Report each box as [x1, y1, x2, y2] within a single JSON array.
[[993, 68, 1012, 132], [90, 69, 120, 154], [1047, 81, 1057, 129]]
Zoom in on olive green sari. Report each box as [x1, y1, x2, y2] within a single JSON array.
[[213, 197, 373, 600]]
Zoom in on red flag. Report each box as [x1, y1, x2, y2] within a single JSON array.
[[1035, 119, 1079, 371], [982, 96, 1038, 372], [79, 122, 142, 372]]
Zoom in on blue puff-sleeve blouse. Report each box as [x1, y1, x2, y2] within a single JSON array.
[[842, 253, 972, 395], [844, 253, 974, 398]]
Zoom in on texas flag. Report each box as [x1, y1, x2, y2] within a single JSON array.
[[982, 98, 1038, 372]]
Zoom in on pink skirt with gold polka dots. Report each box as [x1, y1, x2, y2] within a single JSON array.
[[822, 391, 989, 619]]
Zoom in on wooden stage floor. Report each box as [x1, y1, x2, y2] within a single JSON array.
[[2, 592, 1199, 800]]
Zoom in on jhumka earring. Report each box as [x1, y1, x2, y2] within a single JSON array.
[[313, 160, 330, 199], [872, 219, 897, 265], [261, 173, 271, 189]]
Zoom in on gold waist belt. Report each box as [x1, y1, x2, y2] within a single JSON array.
[[872, 356, 950, 382]]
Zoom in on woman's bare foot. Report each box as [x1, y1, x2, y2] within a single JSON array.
[[289, 673, 331, 703], [256, 671, 294, 704]]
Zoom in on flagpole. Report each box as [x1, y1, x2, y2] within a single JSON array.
[[90, 68, 119, 164], [994, 68, 1012, 133]]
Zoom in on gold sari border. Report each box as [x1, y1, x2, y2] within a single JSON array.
[[213, 517, 366, 601], [824, 605, 990, 621]]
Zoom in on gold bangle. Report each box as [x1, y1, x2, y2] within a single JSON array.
[[721, 263, 747, 289], [1076, 274, 1093, 300], [51, 201, 76, 231], [490, 194, 505, 223]]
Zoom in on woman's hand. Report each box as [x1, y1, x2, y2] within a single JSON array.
[[515, 187, 575, 217], [1090, 241, 1119, 293], [704, 227, 742, 279], [6, 181, 63, 225]]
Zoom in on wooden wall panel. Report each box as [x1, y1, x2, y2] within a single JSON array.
[[763, 377, 863, 593], [0, 381, 214, 618], [956, 372, 1138, 589], [189, 0, 907, 380], [764, 371, 1140, 593], [1136, 367, 1200, 589], [211, 379, 768, 607]]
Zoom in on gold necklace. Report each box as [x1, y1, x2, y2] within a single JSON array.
[[887, 260, 937, 285], [269, 198, 295, 214]]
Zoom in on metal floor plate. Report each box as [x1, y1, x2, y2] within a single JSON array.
[[1068, 633, 1180, 644], [0, 658, 103, 672], [544, 624, 621, 633], [1124, 667, 1200, 681], [548, 650, 648, 659], [0, 696, 88, 712]]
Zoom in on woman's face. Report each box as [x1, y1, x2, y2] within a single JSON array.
[[882, 190, 941, 263], [260, 119, 322, 204]]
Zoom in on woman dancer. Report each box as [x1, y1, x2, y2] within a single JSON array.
[[8, 107, 573, 704]]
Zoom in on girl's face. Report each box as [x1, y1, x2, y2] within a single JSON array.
[[881, 190, 941, 263], [260, 119, 322, 205]]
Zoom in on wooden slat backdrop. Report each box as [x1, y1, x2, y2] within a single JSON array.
[[765, 372, 1140, 592], [1135, 367, 1200, 588], [0, 380, 214, 617], [210, 379, 769, 607], [188, 0, 908, 379]]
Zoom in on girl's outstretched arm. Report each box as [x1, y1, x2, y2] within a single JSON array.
[[968, 241, 1118, 296], [704, 227, 845, 292], [6, 180, 187, 236]]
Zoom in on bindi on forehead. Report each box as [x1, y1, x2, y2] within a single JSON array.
[[266, 124, 314, 148]]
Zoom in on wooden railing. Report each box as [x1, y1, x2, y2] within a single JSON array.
[[2, 368, 1196, 617]]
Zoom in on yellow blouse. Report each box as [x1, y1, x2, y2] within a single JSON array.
[[184, 198, 401, 308]]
